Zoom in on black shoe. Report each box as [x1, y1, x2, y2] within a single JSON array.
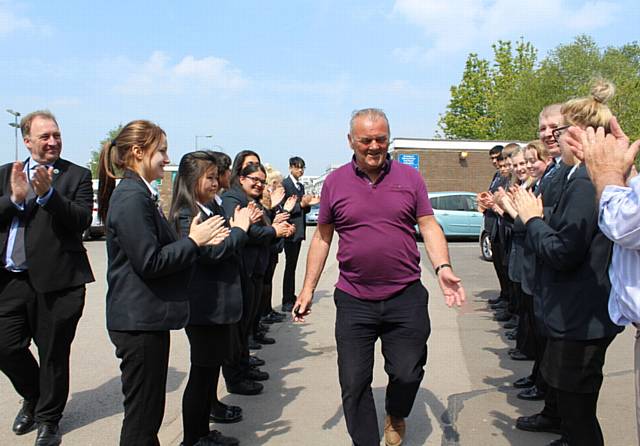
[[208, 430, 239, 446], [210, 403, 243, 424], [487, 296, 503, 305], [547, 437, 569, 446], [12, 399, 36, 435], [490, 300, 508, 310], [248, 338, 262, 350], [227, 379, 263, 395], [254, 333, 275, 345], [35, 422, 61, 446], [516, 413, 563, 435], [517, 385, 545, 401], [282, 303, 294, 313], [513, 376, 535, 389], [494, 311, 511, 322], [508, 349, 531, 361], [261, 312, 286, 324], [503, 316, 518, 329], [258, 322, 269, 332], [249, 355, 265, 367], [269, 310, 287, 320], [245, 368, 269, 381]]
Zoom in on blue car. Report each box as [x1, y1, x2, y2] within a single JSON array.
[[305, 203, 320, 225], [415, 191, 483, 239]]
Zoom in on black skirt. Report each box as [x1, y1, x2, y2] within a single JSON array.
[[541, 336, 615, 393], [185, 323, 240, 368]]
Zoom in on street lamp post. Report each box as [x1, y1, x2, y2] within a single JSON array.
[[195, 135, 213, 150], [6, 109, 21, 160]]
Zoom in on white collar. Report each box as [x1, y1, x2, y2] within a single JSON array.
[[197, 202, 213, 216], [289, 174, 301, 185], [26, 158, 54, 171], [214, 194, 222, 205], [140, 176, 158, 198], [567, 164, 579, 180]]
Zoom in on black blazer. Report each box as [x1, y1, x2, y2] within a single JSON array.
[[539, 161, 570, 220], [487, 175, 511, 243], [221, 187, 275, 277], [525, 165, 623, 340], [177, 205, 248, 325], [105, 171, 199, 331], [0, 158, 94, 293], [282, 176, 308, 242], [516, 162, 570, 295]]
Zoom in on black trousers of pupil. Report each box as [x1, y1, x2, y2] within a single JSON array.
[[334, 280, 430, 446]]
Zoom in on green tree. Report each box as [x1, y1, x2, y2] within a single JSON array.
[[440, 35, 640, 141], [439, 38, 537, 139], [87, 125, 122, 178], [438, 54, 495, 139]]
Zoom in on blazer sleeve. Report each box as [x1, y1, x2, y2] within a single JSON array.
[[0, 196, 22, 225], [177, 208, 248, 265], [525, 177, 598, 271], [41, 167, 93, 232], [247, 222, 276, 244], [112, 190, 198, 279], [283, 178, 302, 218], [222, 193, 276, 245], [0, 167, 21, 224]]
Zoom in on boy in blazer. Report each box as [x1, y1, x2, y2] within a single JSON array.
[[281, 156, 317, 312], [0, 111, 94, 446]]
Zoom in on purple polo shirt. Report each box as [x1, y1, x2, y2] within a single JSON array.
[[318, 157, 433, 300]]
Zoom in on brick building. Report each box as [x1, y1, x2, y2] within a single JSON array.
[[390, 138, 521, 193]]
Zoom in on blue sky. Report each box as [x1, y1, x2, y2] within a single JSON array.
[[1, 0, 638, 175]]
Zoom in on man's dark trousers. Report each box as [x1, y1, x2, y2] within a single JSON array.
[[282, 240, 302, 309], [334, 280, 430, 446], [0, 269, 85, 423]]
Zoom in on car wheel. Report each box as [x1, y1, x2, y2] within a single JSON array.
[[82, 228, 91, 242], [480, 231, 492, 261]]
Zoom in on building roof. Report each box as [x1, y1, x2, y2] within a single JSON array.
[[390, 137, 526, 151]]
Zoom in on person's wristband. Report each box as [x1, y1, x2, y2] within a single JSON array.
[[434, 263, 452, 276]]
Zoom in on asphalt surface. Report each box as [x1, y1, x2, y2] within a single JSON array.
[[0, 231, 636, 445]]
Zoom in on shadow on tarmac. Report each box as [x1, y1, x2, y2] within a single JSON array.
[[62, 367, 187, 434], [215, 319, 324, 445]]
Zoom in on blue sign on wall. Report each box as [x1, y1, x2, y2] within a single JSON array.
[[398, 153, 419, 169]]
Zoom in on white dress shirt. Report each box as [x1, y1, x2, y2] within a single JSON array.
[[599, 174, 640, 325]]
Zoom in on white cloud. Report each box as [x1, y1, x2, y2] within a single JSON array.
[[113, 51, 248, 95], [0, 1, 32, 35], [391, 0, 621, 62]]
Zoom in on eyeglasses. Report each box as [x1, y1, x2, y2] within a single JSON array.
[[245, 175, 267, 186], [353, 135, 389, 146], [551, 125, 570, 140]]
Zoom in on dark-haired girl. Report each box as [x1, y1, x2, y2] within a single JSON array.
[[221, 162, 293, 394], [169, 151, 250, 446], [98, 121, 227, 446]]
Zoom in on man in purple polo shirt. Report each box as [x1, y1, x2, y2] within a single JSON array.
[[293, 108, 465, 446]]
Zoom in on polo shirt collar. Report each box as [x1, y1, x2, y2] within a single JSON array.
[[350, 154, 392, 182]]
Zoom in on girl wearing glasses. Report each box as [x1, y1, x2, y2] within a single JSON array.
[[221, 160, 293, 395], [513, 79, 623, 446]]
